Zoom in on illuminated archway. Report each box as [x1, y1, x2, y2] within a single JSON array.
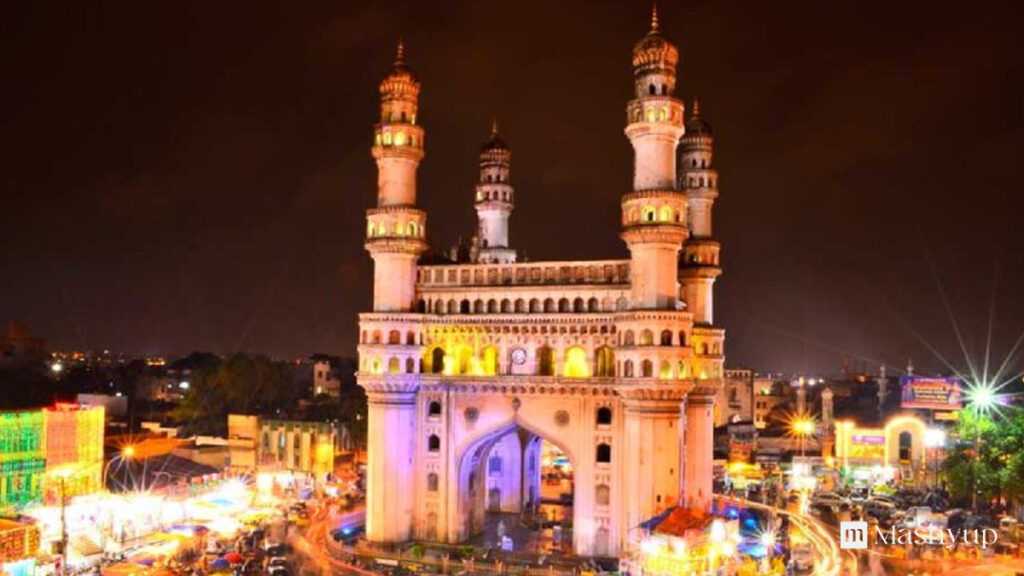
[[480, 346, 499, 376], [595, 346, 615, 377], [563, 347, 590, 378]]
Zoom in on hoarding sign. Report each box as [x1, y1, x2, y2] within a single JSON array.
[[901, 376, 962, 410]]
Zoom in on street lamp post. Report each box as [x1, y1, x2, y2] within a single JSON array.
[[967, 384, 995, 511]]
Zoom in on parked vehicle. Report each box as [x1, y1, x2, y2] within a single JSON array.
[[863, 499, 897, 523]]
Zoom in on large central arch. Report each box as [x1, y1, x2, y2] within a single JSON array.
[[453, 416, 580, 551]]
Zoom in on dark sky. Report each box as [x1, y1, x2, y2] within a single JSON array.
[[2, 1, 1022, 377]]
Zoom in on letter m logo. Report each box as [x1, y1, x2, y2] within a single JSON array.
[[840, 521, 868, 549]]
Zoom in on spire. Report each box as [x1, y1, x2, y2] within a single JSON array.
[[395, 38, 405, 63], [692, 97, 700, 116], [490, 117, 499, 138], [650, 3, 660, 32]]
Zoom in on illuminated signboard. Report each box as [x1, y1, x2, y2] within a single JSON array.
[[851, 435, 885, 445], [900, 376, 963, 410]]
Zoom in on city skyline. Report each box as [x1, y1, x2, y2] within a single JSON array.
[[1, 0, 1022, 374]]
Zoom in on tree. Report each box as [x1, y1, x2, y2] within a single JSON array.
[[942, 407, 1024, 510], [173, 353, 298, 435]]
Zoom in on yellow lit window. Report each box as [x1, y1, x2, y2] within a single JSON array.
[[642, 206, 656, 222], [659, 107, 668, 121], [383, 132, 392, 145], [563, 347, 590, 378], [375, 133, 382, 146], [394, 131, 406, 146], [408, 222, 418, 236], [659, 206, 672, 222], [645, 108, 655, 122], [367, 222, 375, 236]]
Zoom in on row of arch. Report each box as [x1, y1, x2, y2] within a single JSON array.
[[367, 220, 422, 238], [360, 328, 717, 354], [361, 347, 711, 380], [375, 130, 419, 148], [683, 175, 716, 188], [476, 188, 511, 202], [621, 328, 688, 347], [417, 296, 628, 315], [626, 204, 684, 225]]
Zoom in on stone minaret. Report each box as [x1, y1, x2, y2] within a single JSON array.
[[361, 41, 426, 544], [621, 6, 688, 310], [678, 99, 722, 325], [821, 387, 835, 458], [474, 120, 516, 264], [366, 41, 428, 312]]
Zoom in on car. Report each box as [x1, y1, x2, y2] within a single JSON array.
[[863, 499, 896, 521], [811, 492, 848, 507], [265, 543, 288, 558]]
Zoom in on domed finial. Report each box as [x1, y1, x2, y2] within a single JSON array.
[[650, 3, 660, 32], [692, 97, 700, 116], [490, 117, 499, 137], [395, 38, 405, 62]]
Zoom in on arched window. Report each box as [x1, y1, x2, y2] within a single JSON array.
[[597, 407, 613, 426], [428, 401, 442, 418], [648, 83, 656, 95], [899, 431, 913, 461], [371, 330, 382, 344], [643, 206, 656, 222], [406, 331, 416, 345], [558, 298, 570, 312], [360, 330, 367, 344], [617, 297, 629, 311], [407, 222, 418, 236], [640, 329, 654, 346], [515, 299, 526, 312], [661, 330, 673, 346], [537, 346, 555, 376], [659, 206, 672, 222], [529, 298, 540, 313], [487, 299, 498, 313], [678, 361, 687, 377], [679, 331, 687, 347], [261, 432, 270, 452], [587, 297, 599, 312], [474, 299, 485, 313], [369, 357, 382, 374], [573, 298, 585, 312], [429, 348, 445, 374], [659, 360, 673, 379], [460, 299, 470, 314], [427, 473, 439, 492], [641, 359, 654, 377], [563, 347, 589, 378], [544, 298, 556, 313], [500, 299, 511, 313], [388, 330, 401, 344], [658, 107, 668, 121], [481, 346, 499, 376], [596, 443, 612, 463], [623, 330, 635, 346], [367, 222, 375, 237], [428, 434, 440, 452], [405, 357, 415, 373], [417, 299, 426, 313], [595, 346, 615, 377], [596, 483, 610, 505], [488, 455, 503, 474], [388, 357, 401, 374], [624, 360, 635, 377], [383, 132, 392, 145]]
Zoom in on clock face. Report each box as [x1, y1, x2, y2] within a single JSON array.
[[511, 348, 527, 365]]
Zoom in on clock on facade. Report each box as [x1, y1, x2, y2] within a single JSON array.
[[511, 348, 527, 365]]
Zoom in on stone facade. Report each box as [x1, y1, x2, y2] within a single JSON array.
[[358, 12, 725, 557]]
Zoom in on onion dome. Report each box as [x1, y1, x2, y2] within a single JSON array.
[[380, 40, 420, 95], [632, 6, 679, 75], [685, 98, 713, 137], [481, 118, 509, 152]]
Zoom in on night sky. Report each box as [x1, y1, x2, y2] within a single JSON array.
[[2, 1, 1022, 376]]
